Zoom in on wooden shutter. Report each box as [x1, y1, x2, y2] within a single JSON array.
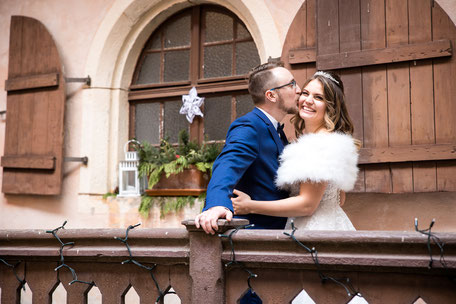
[[2, 16, 65, 195], [282, 0, 456, 193]]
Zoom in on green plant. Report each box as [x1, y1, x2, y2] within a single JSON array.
[[102, 187, 119, 199], [135, 130, 220, 218], [139, 193, 206, 218], [102, 192, 117, 200], [137, 129, 221, 189]]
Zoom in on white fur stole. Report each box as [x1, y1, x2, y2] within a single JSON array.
[[275, 132, 359, 191]]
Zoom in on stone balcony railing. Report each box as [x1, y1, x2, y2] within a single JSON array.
[[0, 219, 455, 303]]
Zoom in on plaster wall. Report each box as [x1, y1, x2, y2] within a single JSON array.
[[0, 0, 115, 229], [0, 0, 303, 229], [0, 0, 455, 231]]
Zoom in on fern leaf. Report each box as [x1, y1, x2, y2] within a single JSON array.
[[139, 196, 154, 218]]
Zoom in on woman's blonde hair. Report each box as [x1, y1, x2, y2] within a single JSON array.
[[291, 71, 361, 148]]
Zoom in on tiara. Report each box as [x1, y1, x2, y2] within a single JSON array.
[[314, 71, 340, 85]]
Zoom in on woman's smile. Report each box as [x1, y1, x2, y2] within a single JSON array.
[[299, 79, 326, 125], [301, 105, 316, 113]]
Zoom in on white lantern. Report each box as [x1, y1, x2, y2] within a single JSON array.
[[118, 140, 146, 197]]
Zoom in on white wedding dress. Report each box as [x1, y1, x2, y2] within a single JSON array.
[[275, 132, 359, 231], [286, 183, 355, 230]]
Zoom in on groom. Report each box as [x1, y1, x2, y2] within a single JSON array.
[[195, 60, 301, 234]]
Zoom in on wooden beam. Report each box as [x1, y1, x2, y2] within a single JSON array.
[[129, 79, 248, 101], [1, 155, 56, 170], [288, 48, 317, 64], [316, 39, 452, 70], [358, 144, 456, 164], [5, 73, 59, 91]]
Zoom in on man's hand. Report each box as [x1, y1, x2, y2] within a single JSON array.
[[194, 206, 233, 235]]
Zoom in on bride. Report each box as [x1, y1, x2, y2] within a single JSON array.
[[231, 71, 360, 230]]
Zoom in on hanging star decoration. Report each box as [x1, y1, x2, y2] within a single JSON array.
[[180, 87, 204, 123]]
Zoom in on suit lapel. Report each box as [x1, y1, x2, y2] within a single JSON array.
[[253, 108, 285, 152]]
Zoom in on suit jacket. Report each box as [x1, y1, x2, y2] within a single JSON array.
[[203, 107, 289, 229]]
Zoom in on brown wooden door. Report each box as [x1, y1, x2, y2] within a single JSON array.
[[2, 16, 66, 195], [282, 0, 456, 193]]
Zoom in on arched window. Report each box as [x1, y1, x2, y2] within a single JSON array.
[[129, 5, 260, 144]]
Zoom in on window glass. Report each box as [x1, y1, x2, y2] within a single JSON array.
[[205, 10, 233, 42], [164, 13, 191, 48], [164, 99, 190, 143], [135, 103, 160, 144], [149, 33, 161, 50], [235, 94, 254, 118], [136, 53, 160, 84], [164, 50, 190, 82], [237, 23, 250, 39], [203, 44, 233, 78], [204, 96, 232, 140], [236, 41, 260, 75]]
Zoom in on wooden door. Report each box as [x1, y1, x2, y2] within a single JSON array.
[[282, 0, 456, 193], [2, 16, 66, 195]]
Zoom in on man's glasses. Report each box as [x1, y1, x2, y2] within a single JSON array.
[[269, 79, 297, 91]]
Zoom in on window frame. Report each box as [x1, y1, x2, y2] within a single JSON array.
[[128, 5, 259, 144]]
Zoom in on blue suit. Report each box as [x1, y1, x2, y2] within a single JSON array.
[[203, 107, 289, 229]]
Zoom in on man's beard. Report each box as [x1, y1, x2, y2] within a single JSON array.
[[277, 92, 298, 115]]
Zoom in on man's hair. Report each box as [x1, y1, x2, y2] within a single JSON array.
[[248, 59, 284, 105]]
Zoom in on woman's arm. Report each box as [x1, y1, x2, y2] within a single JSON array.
[[231, 182, 327, 217], [339, 190, 346, 206]]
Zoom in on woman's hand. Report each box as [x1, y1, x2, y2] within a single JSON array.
[[231, 189, 252, 215]]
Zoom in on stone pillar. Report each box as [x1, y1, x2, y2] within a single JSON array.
[[181, 218, 249, 304]]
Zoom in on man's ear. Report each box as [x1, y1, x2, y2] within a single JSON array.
[[265, 90, 277, 103]]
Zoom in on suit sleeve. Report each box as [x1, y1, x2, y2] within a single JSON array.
[[203, 124, 259, 211]]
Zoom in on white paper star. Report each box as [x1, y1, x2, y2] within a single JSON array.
[[180, 87, 204, 123]]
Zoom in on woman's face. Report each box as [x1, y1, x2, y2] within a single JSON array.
[[298, 79, 327, 125]]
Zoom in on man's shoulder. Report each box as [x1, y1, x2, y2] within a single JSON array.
[[225, 109, 268, 144]]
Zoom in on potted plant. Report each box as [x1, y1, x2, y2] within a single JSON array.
[[137, 129, 222, 196], [136, 129, 221, 218]]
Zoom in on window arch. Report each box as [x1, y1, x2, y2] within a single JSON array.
[[129, 5, 260, 144]]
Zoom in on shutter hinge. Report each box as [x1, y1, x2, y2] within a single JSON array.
[[65, 76, 91, 86], [64, 156, 88, 165]]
